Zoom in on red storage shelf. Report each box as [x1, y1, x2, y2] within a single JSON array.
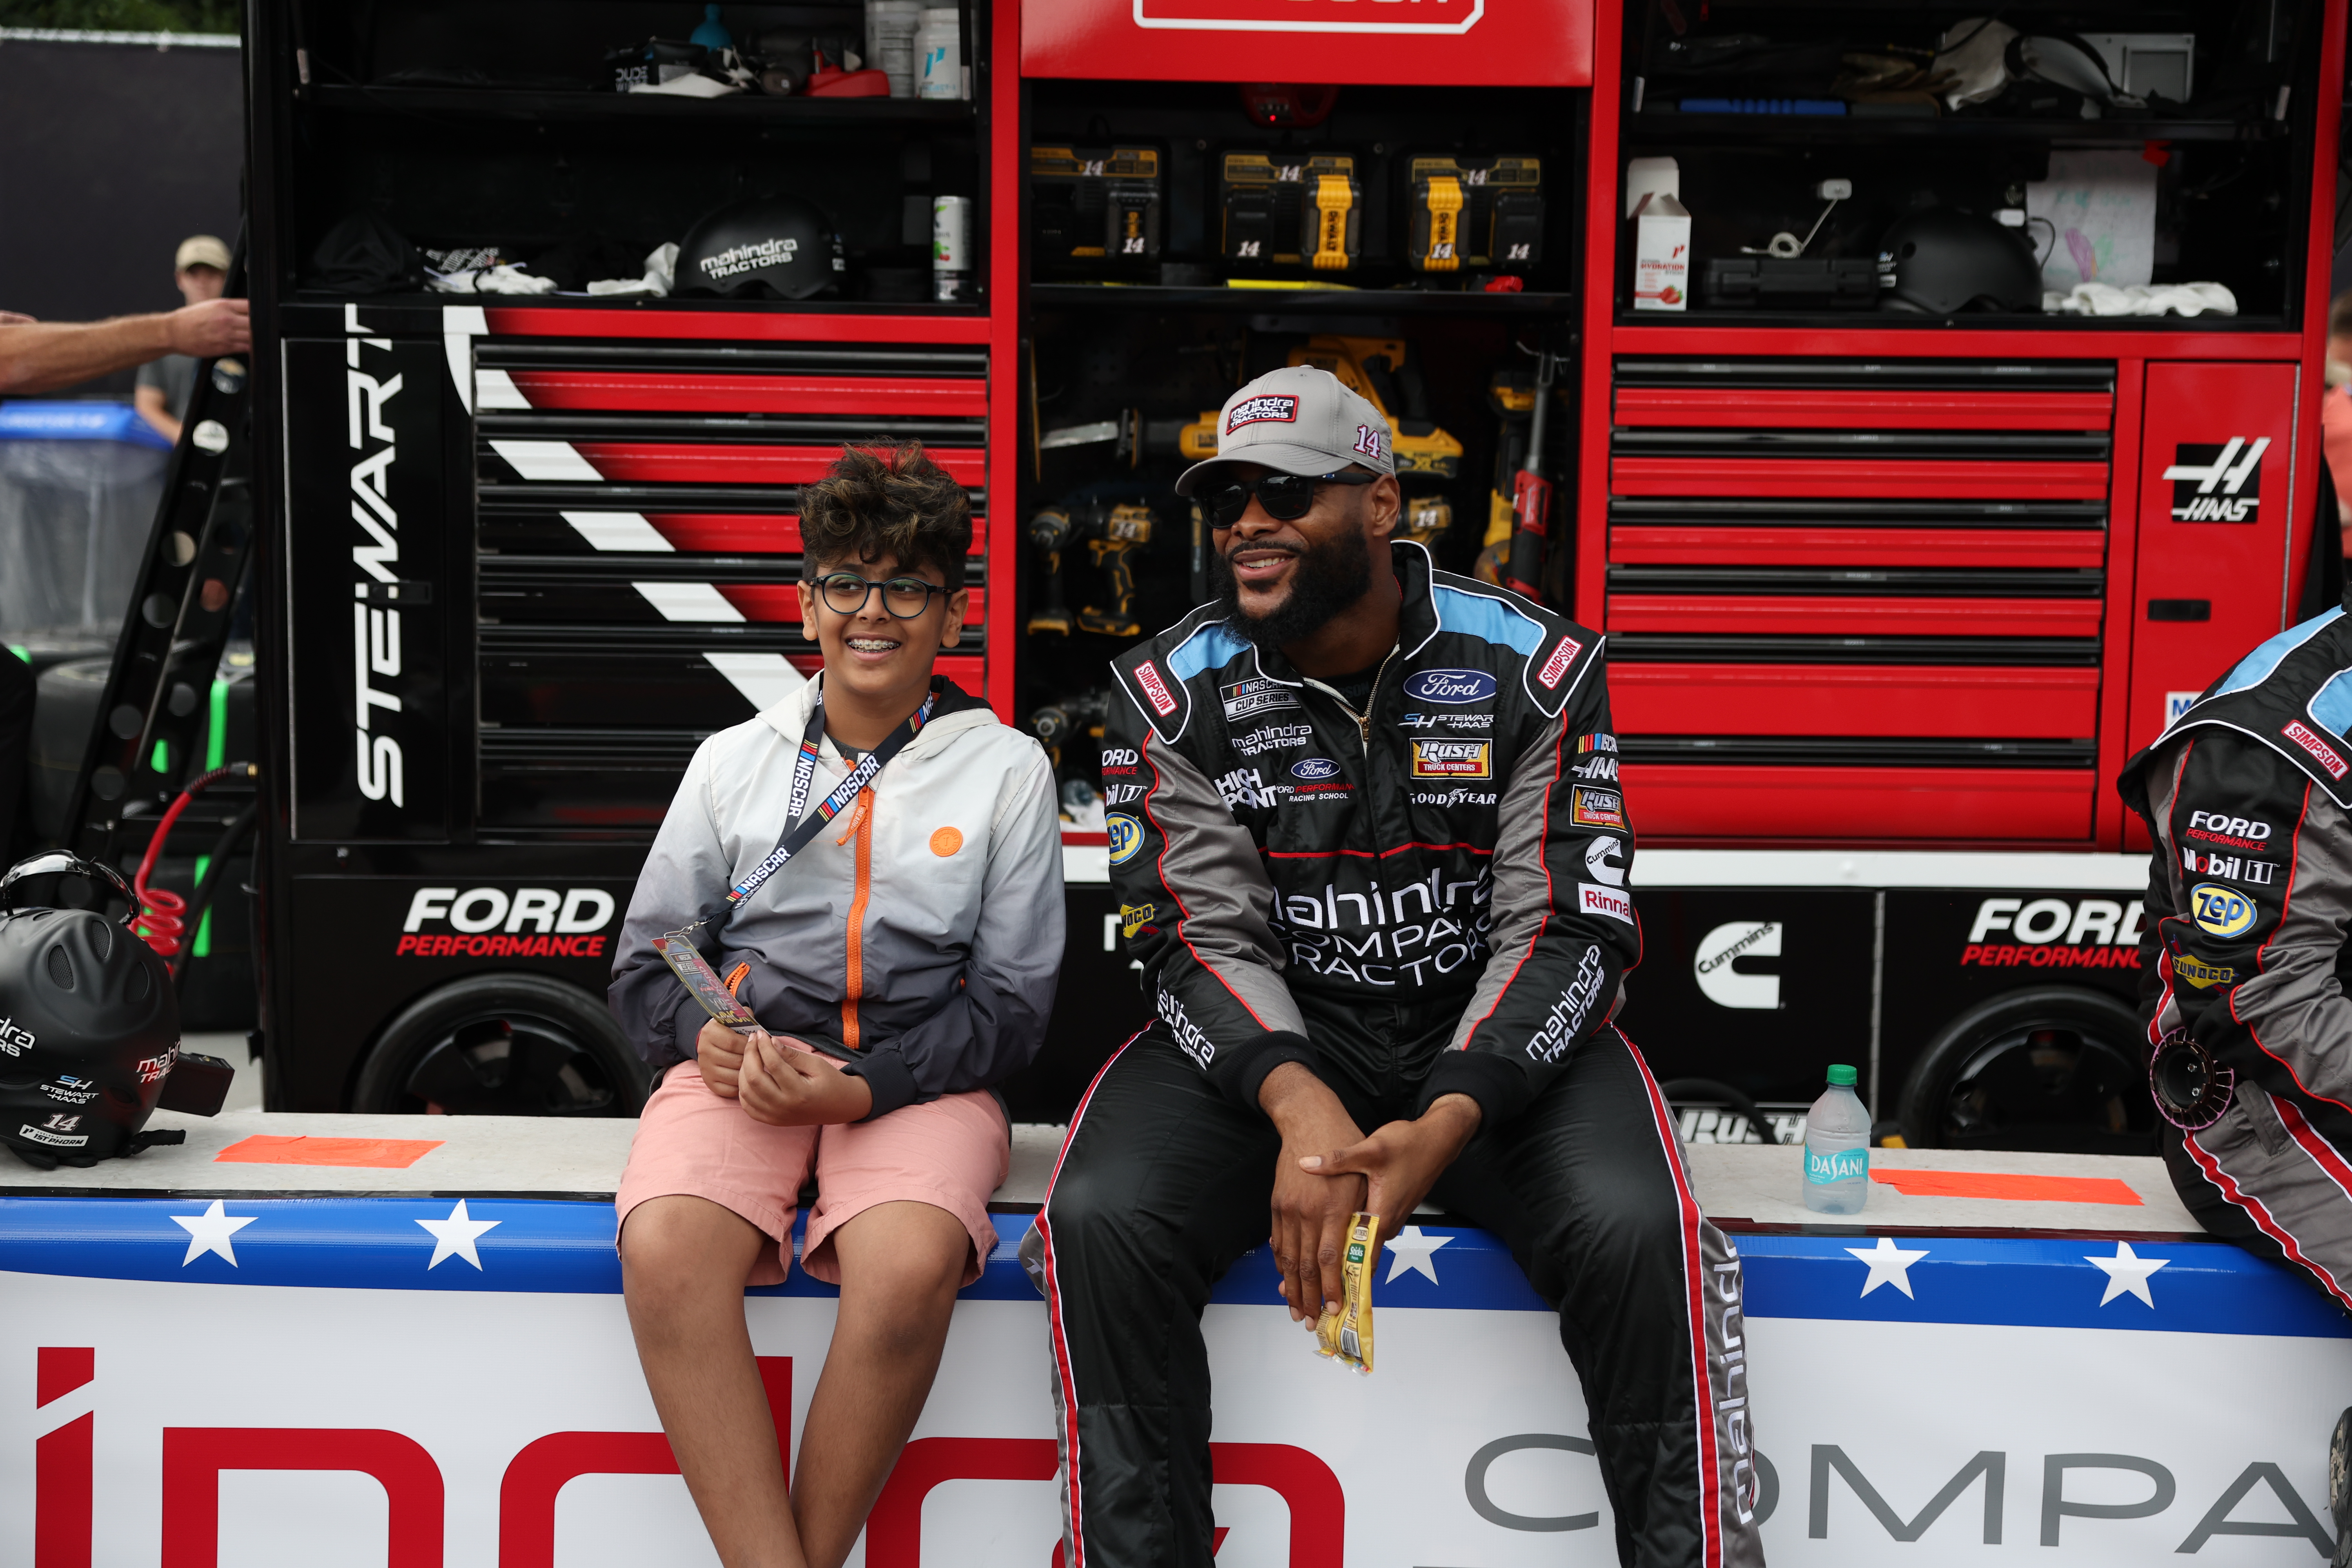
[[1610, 457, 2112, 500], [568, 443, 989, 485], [1624, 764, 2095, 841], [1606, 595, 2103, 637], [1607, 526, 2107, 570], [483, 308, 992, 345], [1610, 664, 2098, 739], [502, 371, 988, 419], [1612, 387, 2112, 431]]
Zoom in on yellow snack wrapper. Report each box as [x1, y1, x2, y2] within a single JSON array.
[[1313, 1212, 1378, 1374]]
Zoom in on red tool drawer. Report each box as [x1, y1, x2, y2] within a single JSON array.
[[497, 371, 987, 419], [1606, 595, 2103, 638], [1610, 664, 2098, 739], [1607, 526, 2107, 571], [1613, 387, 2114, 432], [1610, 457, 2112, 501], [543, 442, 988, 486], [1625, 764, 2095, 842]]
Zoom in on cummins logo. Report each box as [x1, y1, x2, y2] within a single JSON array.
[[1695, 922, 1781, 1009], [2164, 437, 2268, 522]]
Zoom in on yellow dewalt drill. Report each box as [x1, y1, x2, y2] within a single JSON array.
[[1078, 502, 1154, 638]]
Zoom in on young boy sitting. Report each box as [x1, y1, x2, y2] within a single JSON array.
[[608, 443, 1063, 1568]]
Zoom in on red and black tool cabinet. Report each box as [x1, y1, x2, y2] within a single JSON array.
[[201, 0, 2347, 1122], [1579, 0, 2348, 853]]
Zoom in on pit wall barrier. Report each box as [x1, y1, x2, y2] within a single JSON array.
[[5, 1192, 2348, 1565]]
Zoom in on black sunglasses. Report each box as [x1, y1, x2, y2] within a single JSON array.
[[1203, 471, 1377, 529]]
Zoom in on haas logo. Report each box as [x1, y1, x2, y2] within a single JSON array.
[[2165, 437, 2269, 522]]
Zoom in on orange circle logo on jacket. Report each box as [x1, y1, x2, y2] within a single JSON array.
[[929, 826, 964, 857]]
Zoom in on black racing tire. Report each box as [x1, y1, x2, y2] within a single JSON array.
[[1898, 985, 2157, 1154], [351, 973, 650, 1116]]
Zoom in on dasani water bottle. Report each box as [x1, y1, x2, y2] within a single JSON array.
[[1802, 1064, 1870, 1214]]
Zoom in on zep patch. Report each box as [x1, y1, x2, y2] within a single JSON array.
[[1107, 814, 1145, 866], [2190, 882, 2257, 938], [1226, 394, 1299, 433]]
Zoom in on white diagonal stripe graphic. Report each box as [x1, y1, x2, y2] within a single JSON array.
[[635, 583, 744, 622], [564, 512, 673, 552]]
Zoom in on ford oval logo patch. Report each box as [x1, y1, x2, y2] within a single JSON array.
[[1403, 668, 1497, 705], [1291, 757, 1341, 780]]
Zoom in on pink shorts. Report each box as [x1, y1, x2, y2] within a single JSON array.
[[615, 1057, 1010, 1288]]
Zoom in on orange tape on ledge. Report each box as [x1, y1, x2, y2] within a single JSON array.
[[1868, 1168, 2144, 1206], [214, 1134, 445, 1170]]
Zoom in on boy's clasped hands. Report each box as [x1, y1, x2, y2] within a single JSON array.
[[696, 1016, 875, 1127]]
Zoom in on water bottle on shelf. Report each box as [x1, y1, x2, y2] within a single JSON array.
[[1802, 1064, 1870, 1214]]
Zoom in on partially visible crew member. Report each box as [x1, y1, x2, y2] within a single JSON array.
[[2122, 605, 2352, 1567]]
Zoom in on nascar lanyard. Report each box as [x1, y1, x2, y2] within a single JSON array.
[[663, 682, 938, 956]]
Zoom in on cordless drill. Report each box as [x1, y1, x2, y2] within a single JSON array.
[[1026, 507, 1076, 636], [1078, 503, 1154, 639]]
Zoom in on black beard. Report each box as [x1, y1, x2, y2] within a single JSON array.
[[1212, 524, 1376, 650]]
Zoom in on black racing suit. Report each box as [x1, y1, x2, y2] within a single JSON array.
[[2122, 606, 2352, 1307], [1027, 544, 1764, 1568]]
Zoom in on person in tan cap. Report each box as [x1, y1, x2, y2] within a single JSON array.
[[0, 232, 249, 411], [133, 236, 236, 443]]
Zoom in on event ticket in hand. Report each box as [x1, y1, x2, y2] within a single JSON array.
[[656, 931, 759, 1033], [1314, 1212, 1379, 1375]]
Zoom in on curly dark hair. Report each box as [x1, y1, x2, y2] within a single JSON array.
[[799, 443, 973, 590]]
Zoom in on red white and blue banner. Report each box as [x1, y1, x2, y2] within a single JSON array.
[[3, 1199, 2346, 1563]]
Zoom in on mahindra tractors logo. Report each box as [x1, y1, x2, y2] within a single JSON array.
[[1225, 394, 1298, 432], [2164, 437, 2268, 523], [1134, 0, 1484, 36]]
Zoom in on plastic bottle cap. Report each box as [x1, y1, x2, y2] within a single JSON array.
[[1826, 1064, 1858, 1086]]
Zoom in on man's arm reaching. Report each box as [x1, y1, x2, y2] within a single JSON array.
[[0, 299, 251, 396]]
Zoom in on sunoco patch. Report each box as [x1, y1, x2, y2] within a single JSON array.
[[2173, 953, 2236, 989]]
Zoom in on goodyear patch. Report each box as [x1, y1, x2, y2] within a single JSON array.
[[2172, 953, 2237, 990], [1107, 814, 1145, 866], [1120, 902, 1157, 938], [1411, 738, 1492, 779], [1570, 786, 1626, 831], [2190, 882, 2257, 939]]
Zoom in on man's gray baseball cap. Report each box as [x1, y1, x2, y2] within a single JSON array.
[[1173, 365, 1395, 497]]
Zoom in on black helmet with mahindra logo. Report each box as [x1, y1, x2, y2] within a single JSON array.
[[675, 196, 846, 300], [0, 853, 218, 1170]]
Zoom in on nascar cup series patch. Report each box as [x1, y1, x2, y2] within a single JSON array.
[[2190, 882, 2256, 938], [1107, 814, 1145, 865], [1410, 739, 1492, 779]]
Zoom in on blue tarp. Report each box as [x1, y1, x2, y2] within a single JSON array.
[[0, 398, 172, 448]]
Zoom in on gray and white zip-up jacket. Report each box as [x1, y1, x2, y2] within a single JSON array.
[[609, 677, 1064, 1120]]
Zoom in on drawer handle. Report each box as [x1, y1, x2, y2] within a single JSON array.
[[2148, 599, 2211, 622]]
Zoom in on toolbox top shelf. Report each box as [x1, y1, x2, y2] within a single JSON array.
[[303, 83, 978, 125], [1029, 284, 1577, 316], [1624, 112, 2285, 145]]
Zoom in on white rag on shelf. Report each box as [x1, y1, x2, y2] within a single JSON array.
[[585, 243, 681, 298], [2042, 281, 2237, 318], [426, 264, 558, 296], [628, 73, 743, 98]]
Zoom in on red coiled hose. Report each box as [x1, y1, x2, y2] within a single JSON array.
[[131, 762, 256, 956]]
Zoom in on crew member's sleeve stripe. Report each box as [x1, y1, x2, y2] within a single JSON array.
[[1430, 583, 1546, 657], [1167, 622, 1252, 683]]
